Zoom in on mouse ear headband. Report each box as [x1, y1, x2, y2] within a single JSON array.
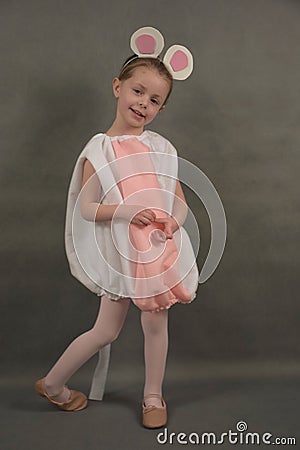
[[127, 26, 193, 80]]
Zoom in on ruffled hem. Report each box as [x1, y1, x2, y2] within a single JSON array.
[[96, 289, 128, 301], [96, 289, 197, 314]]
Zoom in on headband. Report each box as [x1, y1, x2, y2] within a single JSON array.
[[123, 26, 193, 81]]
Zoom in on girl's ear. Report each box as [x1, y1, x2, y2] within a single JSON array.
[[112, 77, 121, 98], [159, 104, 166, 112]]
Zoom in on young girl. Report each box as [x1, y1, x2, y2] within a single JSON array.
[[35, 27, 199, 429]]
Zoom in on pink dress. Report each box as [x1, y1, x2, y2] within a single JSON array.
[[111, 136, 192, 312]]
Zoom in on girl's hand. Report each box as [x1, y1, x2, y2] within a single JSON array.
[[131, 208, 157, 226], [155, 216, 178, 239], [114, 204, 156, 225]]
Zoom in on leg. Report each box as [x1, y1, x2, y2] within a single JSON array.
[[44, 295, 130, 402], [141, 309, 168, 408]]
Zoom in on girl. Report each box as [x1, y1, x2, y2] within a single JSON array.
[[35, 27, 199, 429]]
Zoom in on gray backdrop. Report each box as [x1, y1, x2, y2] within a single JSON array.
[[1, 0, 299, 367], [1, 0, 300, 447]]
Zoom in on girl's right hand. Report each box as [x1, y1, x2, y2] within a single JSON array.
[[113, 204, 156, 226], [131, 208, 156, 226]]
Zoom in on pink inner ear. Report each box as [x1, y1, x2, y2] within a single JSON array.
[[169, 50, 188, 72], [136, 34, 156, 54]]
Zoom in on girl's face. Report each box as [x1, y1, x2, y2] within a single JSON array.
[[112, 66, 171, 135]]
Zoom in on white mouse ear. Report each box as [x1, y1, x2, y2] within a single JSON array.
[[163, 45, 193, 80], [130, 26, 164, 58]]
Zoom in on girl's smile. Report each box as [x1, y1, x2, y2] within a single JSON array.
[[130, 106, 146, 120]]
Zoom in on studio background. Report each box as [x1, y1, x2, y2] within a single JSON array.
[[1, 1, 299, 449]]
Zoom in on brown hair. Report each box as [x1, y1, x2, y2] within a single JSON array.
[[118, 55, 173, 105]]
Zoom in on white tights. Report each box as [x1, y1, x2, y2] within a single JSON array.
[[44, 295, 168, 406]]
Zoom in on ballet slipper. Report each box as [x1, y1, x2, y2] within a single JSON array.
[[142, 393, 167, 428], [34, 377, 88, 411]]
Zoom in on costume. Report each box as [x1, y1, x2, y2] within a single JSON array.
[[65, 130, 199, 306]]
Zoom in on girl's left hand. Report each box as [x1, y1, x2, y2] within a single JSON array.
[[155, 216, 178, 239]]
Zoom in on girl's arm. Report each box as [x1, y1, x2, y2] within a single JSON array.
[[155, 180, 188, 238], [80, 158, 118, 222], [170, 180, 188, 231], [80, 159, 156, 225]]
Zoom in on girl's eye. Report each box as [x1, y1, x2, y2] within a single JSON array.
[[133, 88, 141, 94], [151, 98, 159, 105]]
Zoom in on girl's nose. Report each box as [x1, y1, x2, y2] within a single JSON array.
[[139, 97, 148, 108]]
